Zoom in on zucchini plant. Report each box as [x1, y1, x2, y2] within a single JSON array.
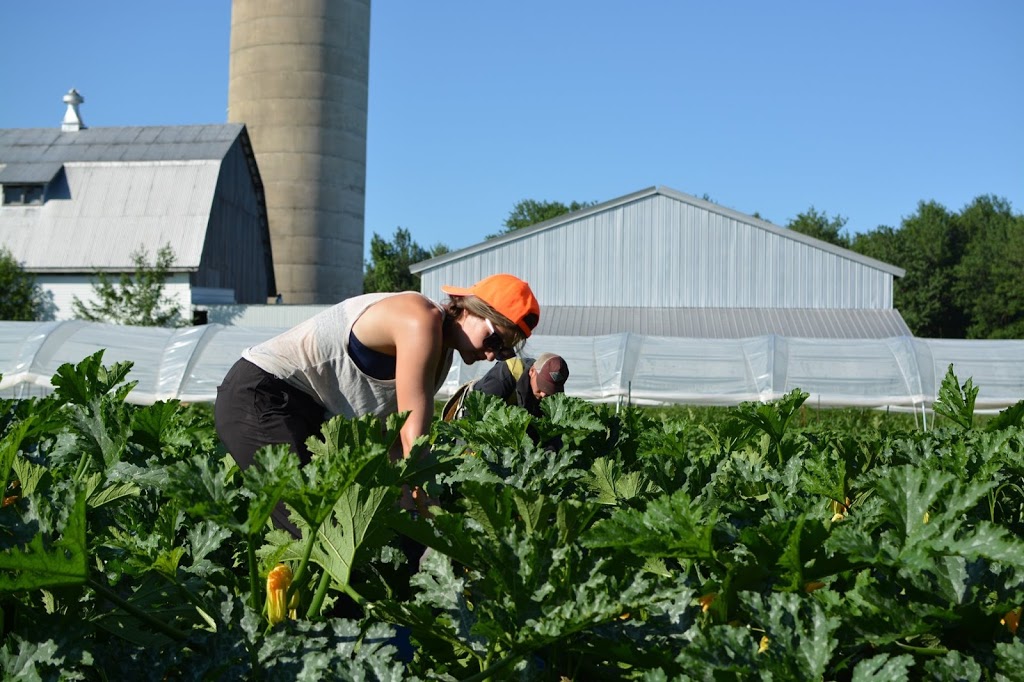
[[3, 353, 1024, 680]]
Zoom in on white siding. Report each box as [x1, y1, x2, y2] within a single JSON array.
[[419, 189, 897, 311], [37, 274, 192, 322]]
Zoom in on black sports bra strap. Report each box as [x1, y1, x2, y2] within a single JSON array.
[[348, 329, 397, 380]]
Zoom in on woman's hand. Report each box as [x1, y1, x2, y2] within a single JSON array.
[[400, 484, 436, 519]]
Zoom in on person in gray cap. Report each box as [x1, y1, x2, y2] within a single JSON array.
[[439, 353, 569, 455], [468, 352, 569, 418]]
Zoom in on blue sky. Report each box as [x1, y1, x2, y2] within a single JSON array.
[[2, 2, 1021, 259]]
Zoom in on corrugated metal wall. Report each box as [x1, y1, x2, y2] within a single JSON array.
[[420, 192, 895, 311], [198, 140, 271, 303]]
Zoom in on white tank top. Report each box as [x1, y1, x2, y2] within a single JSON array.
[[242, 292, 453, 419]]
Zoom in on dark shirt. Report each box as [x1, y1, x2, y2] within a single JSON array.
[[471, 358, 542, 418], [471, 357, 563, 451], [348, 329, 396, 380]]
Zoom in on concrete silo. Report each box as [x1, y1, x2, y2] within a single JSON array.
[[228, 0, 370, 304]]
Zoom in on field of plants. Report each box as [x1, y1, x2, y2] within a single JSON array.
[[3, 350, 1024, 680]]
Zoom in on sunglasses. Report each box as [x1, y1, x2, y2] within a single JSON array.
[[483, 318, 517, 360]]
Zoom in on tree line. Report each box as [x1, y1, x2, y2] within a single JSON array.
[[788, 195, 1023, 338]]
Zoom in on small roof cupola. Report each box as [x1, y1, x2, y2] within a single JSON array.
[[61, 88, 86, 131]]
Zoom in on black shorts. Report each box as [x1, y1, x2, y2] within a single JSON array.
[[214, 358, 326, 470]]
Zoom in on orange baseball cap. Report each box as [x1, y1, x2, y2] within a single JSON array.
[[441, 273, 540, 336]]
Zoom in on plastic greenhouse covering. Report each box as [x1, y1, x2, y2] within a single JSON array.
[[2, 320, 1024, 420]]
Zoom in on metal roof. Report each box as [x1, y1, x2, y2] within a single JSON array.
[[537, 306, 913, 339], [1, 163, 220, 270], [0, 124, 244, 164], [412, 185, 906, 279], [0, 162, 64, 183], [0, 124, 257, 272]]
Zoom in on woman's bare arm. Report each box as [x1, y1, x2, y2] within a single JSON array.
[[352, 294, 445, 459]]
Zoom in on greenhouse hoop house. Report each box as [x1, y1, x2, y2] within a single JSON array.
[[2, 320, 1023, 425]]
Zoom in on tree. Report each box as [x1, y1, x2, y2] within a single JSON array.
[[850, 224, 901, 266], [428, 242, 450, 258], [0, 246, 46, 320], [488, 198, 597, 239], [363, 227, 447, 293], [851, 201, 968, 338], [849, 195, 1024, 339], [786, 207, 851, 248], [72, 244, 185, 327], [952, 195, 1024, 338]]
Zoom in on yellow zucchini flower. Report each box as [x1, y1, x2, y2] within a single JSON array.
[[266, 563, 294, 626]]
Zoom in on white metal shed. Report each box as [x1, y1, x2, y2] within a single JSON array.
[[411, 186, 908, 338]]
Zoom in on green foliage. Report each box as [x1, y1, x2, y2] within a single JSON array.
[[986, 400, 1024, 431], [488, 197, 597, 238], [583, 489, 718, 560], [849, 195, 1024, 339], [953, 196, 1024, 339], [851, 202, 966, 337], [71, 243, 185, 327], [0, 489, 87, 590], [4, 357, 1024, 679], [786, 206, 850, 247], [728, 388, 809, 466], [900, 200, 967, 338], [933, 363, 979, 430], [0, 246, 46, 321], [363, 227, 448, 293]]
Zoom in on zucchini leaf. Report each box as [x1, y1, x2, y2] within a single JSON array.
[[0, 488, 87, 591]]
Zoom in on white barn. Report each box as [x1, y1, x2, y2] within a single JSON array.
[[0, 93, 275, 322]]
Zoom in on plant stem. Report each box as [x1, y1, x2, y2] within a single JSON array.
[[288, 521, 320, 608], [307, 568, 332, 619], [341, 582, 366, 606], [246, 538, 259, 611], [88, 576, 190, 643], [459, 651, 523, 682], [73, 451, 90, 483], [895, 641, 949, 656]]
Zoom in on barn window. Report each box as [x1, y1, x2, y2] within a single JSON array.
[[2, 183, 46, 206]]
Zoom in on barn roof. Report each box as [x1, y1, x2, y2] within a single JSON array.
[[0, 124, 244, 164], [0, 124, 255, 272]]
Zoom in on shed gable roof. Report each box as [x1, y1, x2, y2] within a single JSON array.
[[411, 185, 905, 278]]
